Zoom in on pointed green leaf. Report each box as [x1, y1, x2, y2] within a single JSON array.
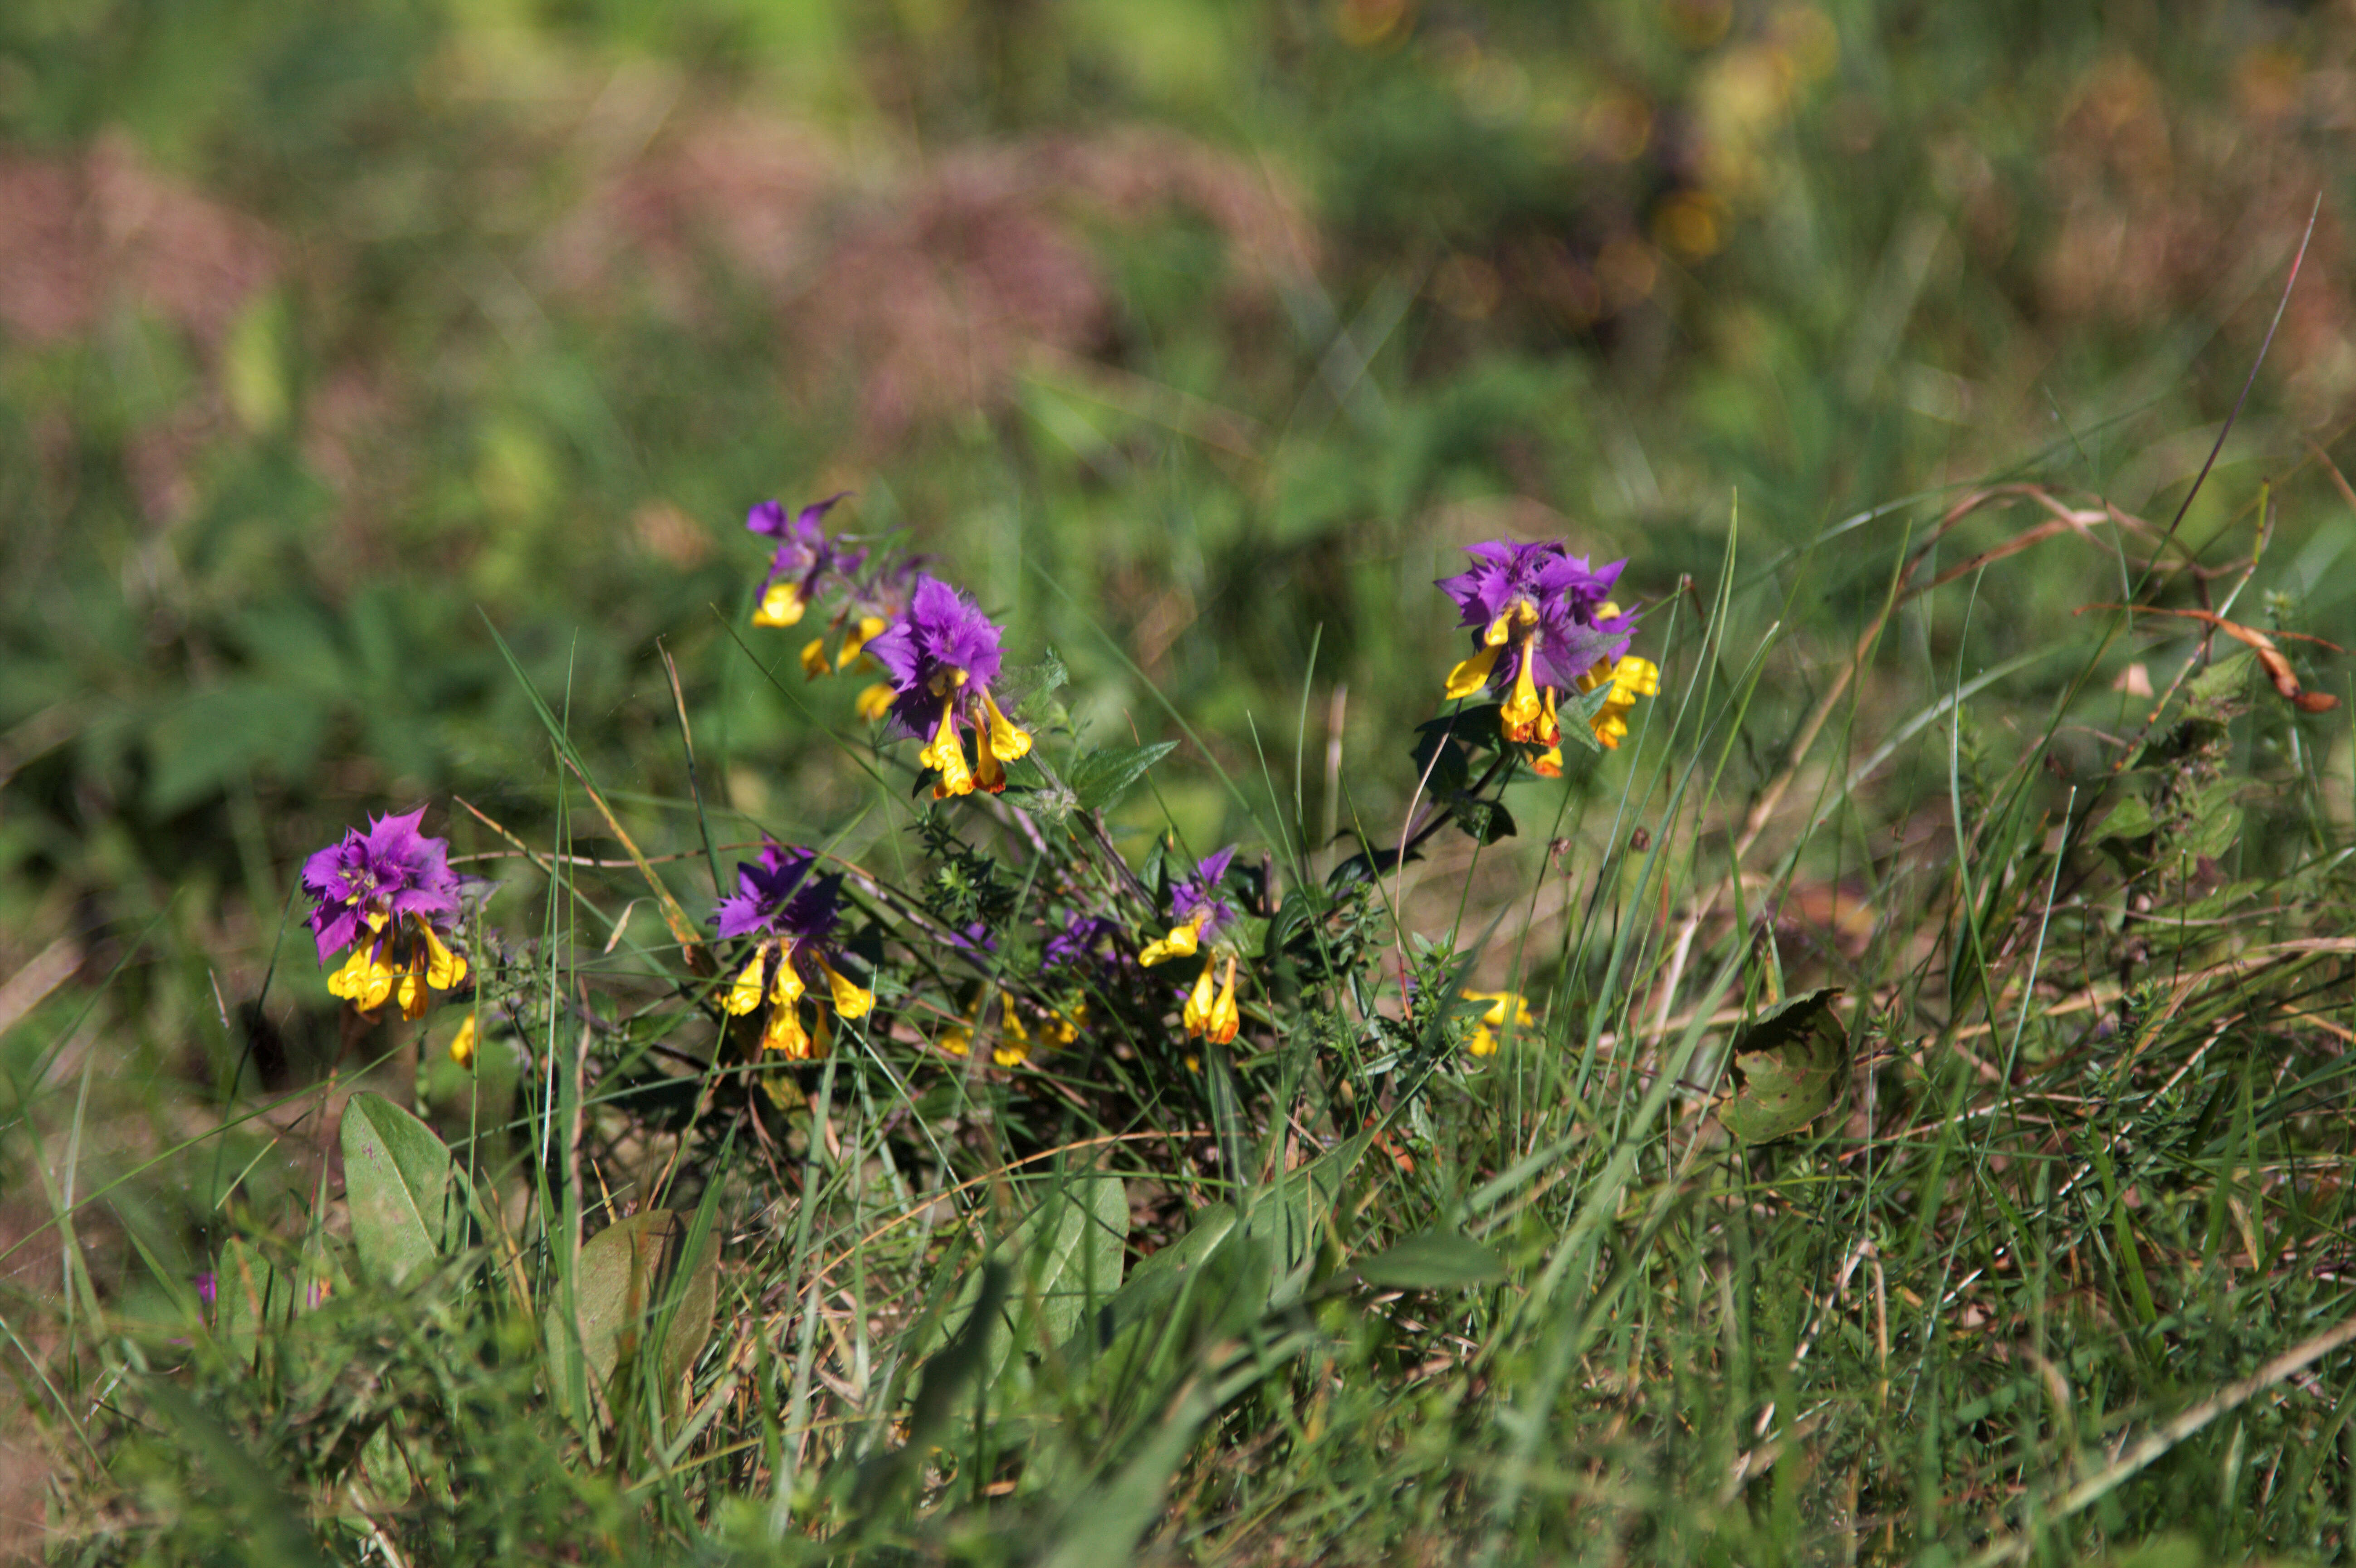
[[1355, 1231, 1507, 1290], [1069, 742, 1178, 811]]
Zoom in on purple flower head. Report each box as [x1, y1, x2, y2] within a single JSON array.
[[749, 493, 863, 596], [301, 807, 463, 964], [1044, 913, 1125, 974], [1438, 540, 1637, 699], [863, 575, 1008, 740], [1172, 845, 1238, 939], [714, 840, 844, 942]]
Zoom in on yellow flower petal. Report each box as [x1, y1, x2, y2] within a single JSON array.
[[397, 955, 430, 1021], [419, 922, 466, 991], [1501, 651, 1544, 739], [1207, 957, 1240, 1045], [328, 945, 373, 1001], [770, 947, 807, 1008], [818, 956, 873, 1021], [1467, 1024, 1499, 1056], [855, 682, 895, 722], [1444, 643, 1501, 700], [1182, 963, 1217, 1036], [974, 741, 1006, 795], [450, 1013, 478, 1066], [1612, 656, 1660, 700], [726, 951, 768, 1015], [919, 702, 973, 796], [838, 616, 886, 669], [982, 692, 1031, 763], [800, 637, 831, 679], [1137, 922, 1200, 967], [762, 1002, 815, 1058], [753, 583, 805, 627]]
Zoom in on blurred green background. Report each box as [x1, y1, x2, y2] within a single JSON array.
[[6, 0, 2356, 1084]]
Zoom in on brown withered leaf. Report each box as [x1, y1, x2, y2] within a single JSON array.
[[2076, 605, 2341, 713]]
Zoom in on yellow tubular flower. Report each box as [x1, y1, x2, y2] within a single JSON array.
[[800, 638, 831, 679], [982, 692, 1031, 762], [396, 954, 430, 1021], [1611, 656, 1660, 701], [1182, 963, 1217, 1035], [1444, 643, 1501, 699], [1592, 708, 1630, 750], [725, 951, 768, 1015], [419, 922, 467, 990], [331, 944, 399, 1012], [993, 996, 1030, 1068], [1137, 920, 1201, 967], [817, 955, 873, 1020], [974, 741, 1005, 795], [1462, 990, 1534, 1056], [770, 952, 807, 1009], [1500, 650, 1544, 739], [1206, 957, 1240, 1045], [855, 683, 894, 722], [837, 616, 886, 669], [919, 703, 974, 796], [450, 1013, 478, 1066], [1532, 744, 1564, 778], [753, 582, 806, 628], [763, 1001, 815, 1058]]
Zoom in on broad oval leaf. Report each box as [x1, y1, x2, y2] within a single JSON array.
[[1718, 987, 1850, 1145], [544, 1209, 720, 1420], [1355, 1231, 1507, 1290], [339, 1091, 459, 1286]]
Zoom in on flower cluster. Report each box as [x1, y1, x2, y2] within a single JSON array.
[[864, 576, 1033, 798], [300, 808, 469, 1020], [741, 498, 1033, 797], [1139, 847, 1243, 1056], [1437, 540, 1657, 768], [715, 840, 874, 1060], [295, 505, 1648, 1109]]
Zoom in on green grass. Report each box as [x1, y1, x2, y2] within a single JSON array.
[[6, 0, 2356, 1562]]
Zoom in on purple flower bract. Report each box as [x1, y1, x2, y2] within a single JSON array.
[[862, 575, 1008, 739], [714, 841, 845, 942], [1172, 845, 1238, 938], [300, 806, 462, 964]]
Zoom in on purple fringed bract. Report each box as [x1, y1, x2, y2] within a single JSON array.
[[714, 840, 844, 942], [1172, 846, 1238, 938], [300, 806, 463, 963], [1437, 540, 1637, 694], [1044, 912, 1124, 973], [862, 575, 1008, 740], [749, 493, 862, 595]]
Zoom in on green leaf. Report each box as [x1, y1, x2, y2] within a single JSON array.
[[544, 1209, 720, 1417], [1718, 987, 1850, 1145], [1354, 1230, 1508, 1289], [1450, 795, 1516, 845], [339, 1091, 460, 1285], [2088, 796, 2155, 844], [211, 1237, 285, 1368], [1069, 742, 1178, 811], [1038, 1385, 1214, 1568]]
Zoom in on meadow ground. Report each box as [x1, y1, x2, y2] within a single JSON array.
[[6, 2, 2356, 1562]]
